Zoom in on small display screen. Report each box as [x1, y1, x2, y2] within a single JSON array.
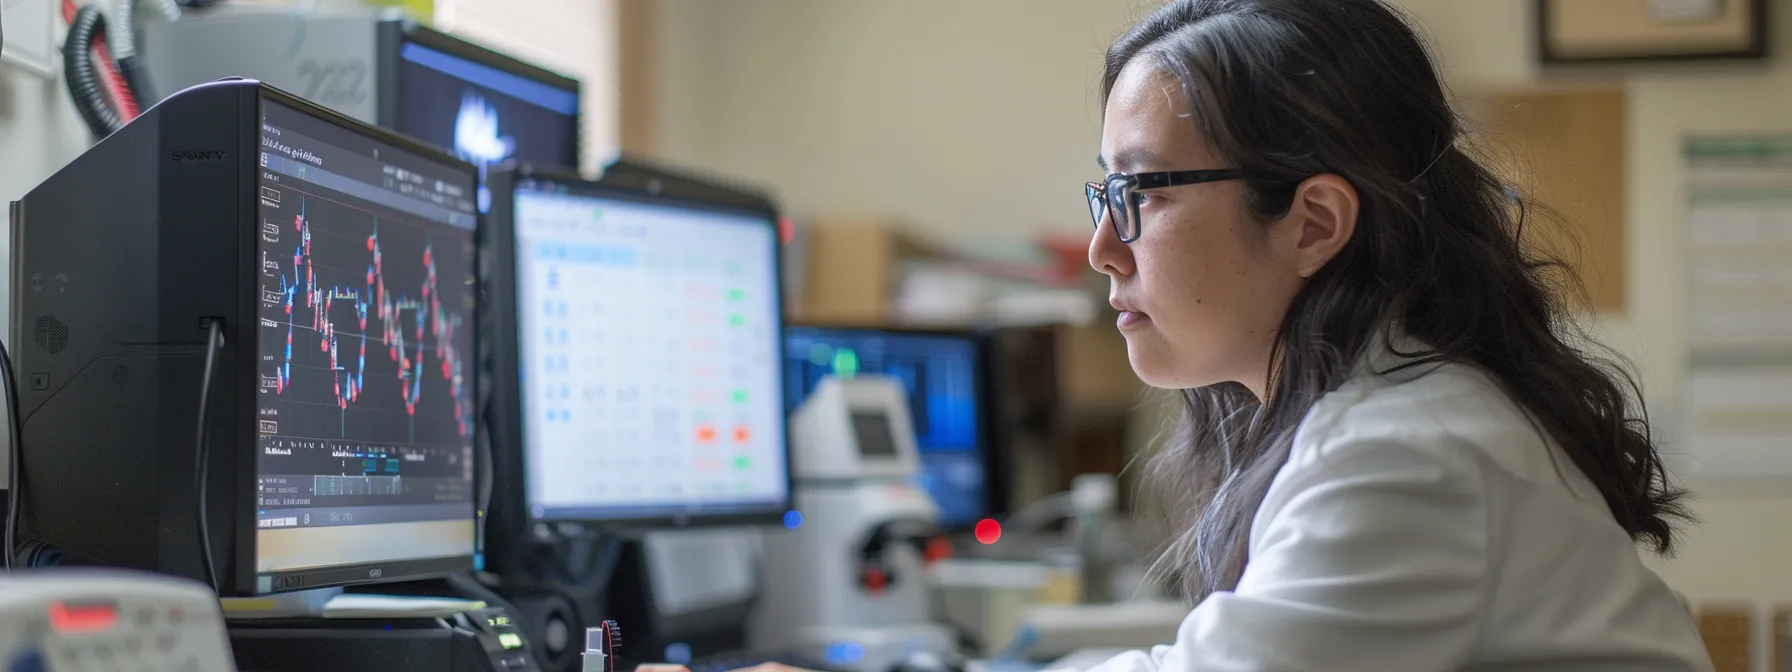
[[851, 411, 899, 459]]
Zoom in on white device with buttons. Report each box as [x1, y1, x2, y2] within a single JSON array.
[[748, 375, 956, 672], [0, 569, 236, 672]]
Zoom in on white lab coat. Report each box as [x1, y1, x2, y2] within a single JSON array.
[[1086, 349, 1712, 672]]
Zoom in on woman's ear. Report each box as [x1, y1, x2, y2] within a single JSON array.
[[1279, 174, 1359, 278]]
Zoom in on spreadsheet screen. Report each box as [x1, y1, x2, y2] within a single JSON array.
[[512, 184, 789, 521]]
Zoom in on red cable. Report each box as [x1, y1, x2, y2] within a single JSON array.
[[93, 38, 139, 119], [61, 0, 139, 121]]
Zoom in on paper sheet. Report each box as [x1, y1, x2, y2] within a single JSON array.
[[1684, 137, 1792, 476]]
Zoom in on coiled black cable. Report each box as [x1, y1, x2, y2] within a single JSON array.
[[62, 4, 125, 139]]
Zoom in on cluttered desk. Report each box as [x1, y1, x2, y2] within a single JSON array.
[[0, 6, 1183, 672]]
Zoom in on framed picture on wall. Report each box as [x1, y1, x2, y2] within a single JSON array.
[[1537, 0, 1769, 63]]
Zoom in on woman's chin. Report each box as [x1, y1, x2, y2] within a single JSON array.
[[1125, 340, 1185, 389], [1126, 342, 1228, 390]]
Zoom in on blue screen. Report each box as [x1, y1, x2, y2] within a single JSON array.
[[397, 41, 580, 212], [784, 328, 987, 527]]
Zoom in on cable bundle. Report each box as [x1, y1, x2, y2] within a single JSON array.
[[62, 0, 183, 139]]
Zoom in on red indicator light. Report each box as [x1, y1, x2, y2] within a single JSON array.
[[974, 518, 1002, 545], [48, 601, 117, 634]]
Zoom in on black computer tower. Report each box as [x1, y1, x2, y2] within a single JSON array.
[[11, 78, 263, 591]]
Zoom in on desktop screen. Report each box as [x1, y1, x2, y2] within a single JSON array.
[[511, 181, 789, 522], [396, 40, 580, 212], [254, 99, 479, 592], [783, 328, 987, 527]]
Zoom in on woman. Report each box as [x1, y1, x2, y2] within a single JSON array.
[[1074, 0, 1709, 669], [653, 0, 1711, 670]]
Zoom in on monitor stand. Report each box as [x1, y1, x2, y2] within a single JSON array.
[[220, 584, 540, 671], [219, 585, 486, 620], [218, 587, 342, 619]]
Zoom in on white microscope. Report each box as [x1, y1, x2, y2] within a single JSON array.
[[748, 375, 959, 672]]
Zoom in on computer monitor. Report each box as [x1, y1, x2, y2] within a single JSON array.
[[482, 163, 791, 536], [389, 24, 581, 212], [12, 79, 480, 596], [140, 9, 581, 187], [782, 327, 995, 529]]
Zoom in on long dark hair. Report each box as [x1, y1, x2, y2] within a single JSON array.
[[1105, 0, 1692, 603]]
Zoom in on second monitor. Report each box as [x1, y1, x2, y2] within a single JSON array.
[[482, 164, 792, 542], [783, 328, 997, 530]]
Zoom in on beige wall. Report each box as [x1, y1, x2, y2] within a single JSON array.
[[650, 0, 1151, 237]]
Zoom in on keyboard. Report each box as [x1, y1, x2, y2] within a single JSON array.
[[686, 649, 848, 672]]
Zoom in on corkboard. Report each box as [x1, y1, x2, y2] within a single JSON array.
[[1472, 87, 1628, 314], [617, 0, 659, 156], [1697, 603, 1752, 672], [1775, 605, 1792, 672], [1539, 0, 1768, 63]]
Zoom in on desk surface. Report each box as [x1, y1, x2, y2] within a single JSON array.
[[970, 648, 1133, 672]]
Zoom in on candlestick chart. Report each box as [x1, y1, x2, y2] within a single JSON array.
[[257, 191, 474, 448]]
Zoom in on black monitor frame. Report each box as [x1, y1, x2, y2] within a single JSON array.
[[782, 323, 1006, 532], [249, 87, 483, 593], [376, 18, 584, 172], [480, 162, 794, 551]]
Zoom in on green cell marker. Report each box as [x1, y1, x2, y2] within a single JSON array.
[[832, 348, 860, 378]]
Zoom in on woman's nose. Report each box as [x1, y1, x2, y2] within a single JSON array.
[[1089, 210, 1135, 278]]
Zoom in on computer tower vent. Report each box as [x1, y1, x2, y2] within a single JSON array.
[[33, 315, 69, 354], [109, 364, 132, 389]]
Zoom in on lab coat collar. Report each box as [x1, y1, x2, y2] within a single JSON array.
[[1350, 322, 1440, 382]]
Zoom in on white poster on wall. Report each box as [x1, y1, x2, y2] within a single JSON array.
[[1684, 136, 1792, 476]]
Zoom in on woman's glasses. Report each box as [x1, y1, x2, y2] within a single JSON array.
[[1086, 169, 1243, 243]]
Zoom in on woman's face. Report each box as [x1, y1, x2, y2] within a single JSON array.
[[1089, 60, 1307, 394]]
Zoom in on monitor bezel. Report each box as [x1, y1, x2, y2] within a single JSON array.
[[782, 323, 1002, 531], [377, 19, 584, 173], [243, 85, 483, 595], [483, 161, 795, 533]]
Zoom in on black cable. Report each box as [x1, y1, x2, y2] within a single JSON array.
[[194, 318, 224, 593], [2, 340, 21, 572], [62, 4, 125, 140], [116, 55, 156, 106], [475, 417, 493, 565]]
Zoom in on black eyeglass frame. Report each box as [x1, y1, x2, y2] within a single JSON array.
[[1086, 168, 1244, 243]]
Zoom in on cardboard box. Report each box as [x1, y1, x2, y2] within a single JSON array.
[[794, 218, 900, 324]]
